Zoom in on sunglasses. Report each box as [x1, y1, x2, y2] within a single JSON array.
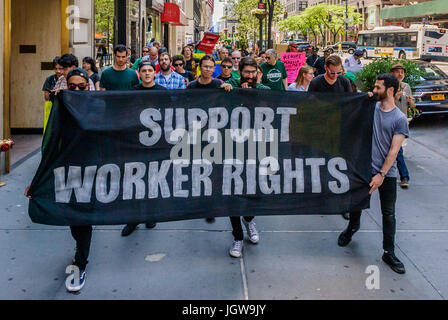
[[143, 50, 149, 53], [68, 83, 87, 90], [328, 71, 343, 75], [221, 65, 232, 69], [231, 57, 241, 60], [174, 63, 184, 67]]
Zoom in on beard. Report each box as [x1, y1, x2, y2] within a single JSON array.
[[240, 76, 257, 88], [377, 91, 387, 101], [160, 64, 171, 72]]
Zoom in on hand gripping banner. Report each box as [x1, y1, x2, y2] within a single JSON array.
[[28, 90, 375, 226]]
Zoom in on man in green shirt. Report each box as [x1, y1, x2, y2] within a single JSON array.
[[260, 49, 288, 91], [227, 56, 270, 90], [230, 50, 242, 80], [100, 44, 140, 91]]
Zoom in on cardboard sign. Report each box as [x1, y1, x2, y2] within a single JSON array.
[[197, 33, 220, 54], [280, 52, 306, 84]]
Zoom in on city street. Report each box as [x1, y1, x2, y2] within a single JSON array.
[[1, 113, 447, 300]]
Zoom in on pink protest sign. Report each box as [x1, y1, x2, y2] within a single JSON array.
[[280, 52, 306, 84]]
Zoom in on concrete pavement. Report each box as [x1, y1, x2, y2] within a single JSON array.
[[0, 116, 447, 300]]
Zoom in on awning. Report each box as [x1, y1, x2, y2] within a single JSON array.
[[382, 0, 448, 20], [161, 3, 187, 26]]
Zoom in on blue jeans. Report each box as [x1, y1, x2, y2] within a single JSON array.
[[396, 147, 409, 180]]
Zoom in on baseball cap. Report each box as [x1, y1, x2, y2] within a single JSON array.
[[354, 49, 363, 56], [67, 67, 89, 82], [344, 72, 357, 83], [312, 47, 319, 52], [390, 63, 407, 72]]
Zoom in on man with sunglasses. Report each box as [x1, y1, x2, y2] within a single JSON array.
[[53, 54, 96, 93], [308, 55, 352, 93], [25, 68, 93, 292], [131, 46, 151, 70], [260, 49, 288, 91], [230, 50, 242, 80], [217, 57, 234, 82]]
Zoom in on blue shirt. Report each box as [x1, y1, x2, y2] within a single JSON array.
[[155, 71, 186, 90]]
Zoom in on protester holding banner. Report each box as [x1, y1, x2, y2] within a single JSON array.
[[26, 68, 93, 292], [154, 53, 186, 90], [338, 73, 409, 275], [53, 54, 96, 92], [227, 57, 270, 90], [187, 55, 232, 91], [287, 65, 314, 91], [260, 49, 288, 91], [100, 45, 140, 91], [308, 55, 352, 93], [133, 62, 167, 91]]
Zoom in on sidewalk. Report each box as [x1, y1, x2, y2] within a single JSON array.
[[0, 137, 447, 299]]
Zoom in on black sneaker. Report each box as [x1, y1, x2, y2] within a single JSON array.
[[205, 218, 215, 223], [145, 222, 157, 229], [382, 252, 406, 274], [337, 226, 358, 247], [67, 269, 86, 292], [121, 224, 138, 237]]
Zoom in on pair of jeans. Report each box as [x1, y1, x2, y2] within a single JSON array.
[[230, 216, 254, 241], [349, 177, 397, 253], [396, 147, 409, 180], [70, 226, 92, 270]]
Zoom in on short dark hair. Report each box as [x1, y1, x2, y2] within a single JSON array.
[[238, 56, 258, 72], [221, 57, 232, 65], [114, 44, 128, 55], [138, 61, 156, 71], [199, 54, 215, 67], [259, 51, 265, 55], [59, 54, 78, 68], [53, 56, 61, 68], [172, 54, 185, 65], [377, 73, 399, 95]]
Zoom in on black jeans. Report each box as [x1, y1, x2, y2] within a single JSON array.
[[230, 216, 254, 241], [70, 226, 92, 270], [349, 177, 397, 252]]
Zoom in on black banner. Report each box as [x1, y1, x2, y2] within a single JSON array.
[[28, 89, 375, 226]]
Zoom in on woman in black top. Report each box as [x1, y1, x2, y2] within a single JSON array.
[[182, 46, 198, 76], [173, 55, 195, 85], [82, 57, 100, 91]]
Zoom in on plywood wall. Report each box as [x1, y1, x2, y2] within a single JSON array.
[[10, 0, 61, 128]]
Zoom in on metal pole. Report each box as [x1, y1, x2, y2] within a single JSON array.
[[345, 0, 348, 41]]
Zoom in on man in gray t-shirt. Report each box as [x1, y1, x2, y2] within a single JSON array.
[[371, 101, 409, 178], [338, 73, 409, 275]]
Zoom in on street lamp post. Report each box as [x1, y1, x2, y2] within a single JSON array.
[[345, 0, 348, 41]]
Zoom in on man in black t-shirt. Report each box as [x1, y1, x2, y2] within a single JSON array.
[[308, 54, 352, 221], [133, 61, 167, 90], [42, 56, 63, 101], [312, 49, 331, 76], [187, 55, 232, 91], [308, 55, 352, 93], [217, 57, 234, 82]]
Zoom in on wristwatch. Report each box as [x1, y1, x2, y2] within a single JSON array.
[[379, 171, 386, 178]]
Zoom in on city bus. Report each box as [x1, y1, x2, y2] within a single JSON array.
[[356, 24, 448, 61]]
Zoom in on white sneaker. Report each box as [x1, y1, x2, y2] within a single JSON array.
[[243, 219, 259, 244], [229, 240, 243, 258]]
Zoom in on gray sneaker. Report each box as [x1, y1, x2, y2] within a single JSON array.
[[229, 240, 243, 258], [243, 219, 259, 244]]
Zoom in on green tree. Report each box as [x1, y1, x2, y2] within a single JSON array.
[[95, 0, 114, 43]]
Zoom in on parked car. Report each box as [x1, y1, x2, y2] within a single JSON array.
[[325, 41, 357, 54], [413, 61, 448, 115]]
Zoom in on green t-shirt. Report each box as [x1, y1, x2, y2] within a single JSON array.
[[226, 77, 270, 90], [260, 60, 288, 91], [100, 66, 140, 91], [231, 70, 241, 80]]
